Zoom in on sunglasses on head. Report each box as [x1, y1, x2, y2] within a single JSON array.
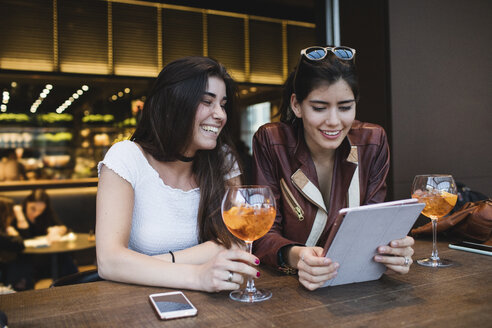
[[300, 46, 356, 61], [292, 45, 356, 95]]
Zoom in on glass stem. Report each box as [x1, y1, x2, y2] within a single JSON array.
[[245, 241, 256, 293], [431, 218, 439, 261]]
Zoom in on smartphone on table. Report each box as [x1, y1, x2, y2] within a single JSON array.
[[448, 241, 492, 256], [149, 291, 197, 320]]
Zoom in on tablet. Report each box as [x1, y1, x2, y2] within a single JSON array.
[[321, 199, 425, 287]]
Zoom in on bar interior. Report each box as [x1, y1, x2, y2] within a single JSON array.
[[0, 0, 491, 326]]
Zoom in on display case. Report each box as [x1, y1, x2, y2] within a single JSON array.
[[0, 126, 73, 180], [74, 125, 134, 178], [0, 113, 136, 181]]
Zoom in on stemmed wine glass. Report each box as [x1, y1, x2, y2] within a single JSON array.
[[411, 174, 457, 267], [221, 185, 276, 302]]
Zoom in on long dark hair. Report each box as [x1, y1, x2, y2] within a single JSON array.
[[22, 189, 58, 222], [0, 196, 14, 232], [131, 56, 240, 248], [279, 50, 359, 125]]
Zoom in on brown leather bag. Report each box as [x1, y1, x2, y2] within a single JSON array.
[[411, 199, 492, 242]]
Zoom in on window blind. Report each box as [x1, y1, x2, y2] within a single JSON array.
[[0, 0, 53, 71], [162, 9, 203, 66], [113, 3, 158, 77], [207, 14, 245, 82], [0, 0, 316, 84], [250, 20, 283, 84], [287, 25, 316, 73], [58, 0, 108, 74]]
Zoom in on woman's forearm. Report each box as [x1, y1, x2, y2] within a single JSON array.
[[97, 246, 203, 290], [13, 205, 29, 229]]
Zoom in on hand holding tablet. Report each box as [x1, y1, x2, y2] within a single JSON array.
[[320, 199, 425, 287]]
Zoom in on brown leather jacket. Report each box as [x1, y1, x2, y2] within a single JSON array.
[[252, 121, 390, 269]]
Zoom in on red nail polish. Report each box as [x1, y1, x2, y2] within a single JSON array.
[[255, 259, 260, 265], [256, 271, 261, 277]]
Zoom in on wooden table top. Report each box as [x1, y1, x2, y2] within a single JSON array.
[[1, 239, 492, 327], [23, 233, 96, 255]]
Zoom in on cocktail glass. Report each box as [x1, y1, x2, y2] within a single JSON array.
[[221, 185, 276, 302]]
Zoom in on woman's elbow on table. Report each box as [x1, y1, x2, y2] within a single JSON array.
[[95, 250, 111, 280], [95, 245, 125, 280]]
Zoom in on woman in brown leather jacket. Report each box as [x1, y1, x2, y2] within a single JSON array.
[[252, 46, 415, 290]]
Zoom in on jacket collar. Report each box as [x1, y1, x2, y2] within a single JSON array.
[[292, 122, 356, 172], [290, 122, 358, 212]]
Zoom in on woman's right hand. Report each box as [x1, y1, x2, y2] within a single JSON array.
[[196, 248, 260, 292], [6, 226, 19, 237], [290, 246, 339, 291]]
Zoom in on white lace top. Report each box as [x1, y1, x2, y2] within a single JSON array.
[[97, 140, 240, 255]]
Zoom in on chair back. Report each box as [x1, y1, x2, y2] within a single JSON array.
[[50, 268, 103, 287]]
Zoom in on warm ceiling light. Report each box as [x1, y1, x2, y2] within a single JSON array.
[[117, 91, 124, 97], [11, 82, 17, 88], [249, 87, 257, 92], [241, 89, 248, 95], [31, 85, 52, 111], [124, 88, 130, 93], [111, 95, 118, 101], [54, 86, 86, 113]]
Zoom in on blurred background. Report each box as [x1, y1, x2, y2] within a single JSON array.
[[0, 0, 491, 199]]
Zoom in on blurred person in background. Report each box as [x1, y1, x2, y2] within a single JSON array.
[[0, 148, 26, 181], [14, 189, 78, 281], [0, 196, 33, 291]]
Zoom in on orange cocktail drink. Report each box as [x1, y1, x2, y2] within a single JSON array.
[[222, 205, 275, 242], [412, 190, 458, 219]]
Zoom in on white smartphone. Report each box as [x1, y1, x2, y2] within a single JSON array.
[[448, 241, 492, 256], [149, 291, 197, 320]]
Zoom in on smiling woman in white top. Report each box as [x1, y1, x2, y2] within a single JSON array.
[[96, 56, 260, 292]]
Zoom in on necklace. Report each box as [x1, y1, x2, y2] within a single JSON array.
[[176, 154, 195, 162]]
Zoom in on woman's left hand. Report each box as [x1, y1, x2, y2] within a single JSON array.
[[374, 236, 415, 274]]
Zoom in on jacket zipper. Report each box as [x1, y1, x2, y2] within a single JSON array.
[[280, 178, 305, 221]]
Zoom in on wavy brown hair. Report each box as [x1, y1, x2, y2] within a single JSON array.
[[131, 56, 240, 248]]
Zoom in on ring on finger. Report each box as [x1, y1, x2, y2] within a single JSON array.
[[403, 256, 411, 266], [227, 271, 233, 282]]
